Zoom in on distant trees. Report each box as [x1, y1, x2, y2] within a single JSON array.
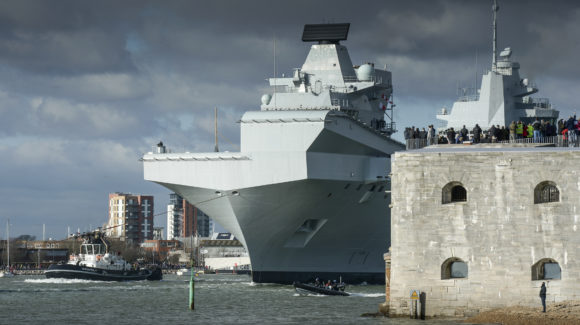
[[108, 239, 144, 263], [16, 235, 36, 241], [167, 253, 180, 265]]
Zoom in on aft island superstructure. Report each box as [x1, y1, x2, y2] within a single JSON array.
[[437, 0, 559, 130], [143, 24, 404, 284]]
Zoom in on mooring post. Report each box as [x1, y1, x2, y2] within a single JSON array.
[[189, 266, 195, 310], [378, 249, 391, 315]]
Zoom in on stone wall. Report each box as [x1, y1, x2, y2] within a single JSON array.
[[388, 146, 580, 317]]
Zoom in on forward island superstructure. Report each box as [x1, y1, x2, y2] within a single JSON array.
[[143, 24, 404, 284]]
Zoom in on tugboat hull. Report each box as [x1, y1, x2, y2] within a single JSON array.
[[45, 264, 161, 281]]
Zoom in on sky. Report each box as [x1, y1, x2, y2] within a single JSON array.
[[1, 0, 578, 239]]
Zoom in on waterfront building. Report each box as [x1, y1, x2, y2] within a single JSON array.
[[196, 209, 213, 238], [1, 239, 71, 267], [153, 227, 164, 240], [201, 233, 249, 271], [141, 239, 181, 261], [106, 193, 154, 245], [167, 193, 213, 240], [386, 144, 580, 317]]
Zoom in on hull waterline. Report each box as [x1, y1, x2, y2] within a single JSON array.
[[45, 264, 161, 281]]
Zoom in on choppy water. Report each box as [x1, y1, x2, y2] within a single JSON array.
[[1, 274, 466, 324]]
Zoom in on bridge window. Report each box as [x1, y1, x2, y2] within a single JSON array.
[[532, 258, 561, 280], [441, 257, 468, 279], [534, 181, 559, 204], [442, 182, 467, 204]]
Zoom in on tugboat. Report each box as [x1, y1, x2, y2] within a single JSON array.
[[45, 229, 162, 281]]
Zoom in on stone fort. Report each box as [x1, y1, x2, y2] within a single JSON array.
[[386, 145, 580, 317]]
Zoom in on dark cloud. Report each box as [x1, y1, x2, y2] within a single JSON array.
[[0, 0, 578, 238], [0, 1, 139, 74]]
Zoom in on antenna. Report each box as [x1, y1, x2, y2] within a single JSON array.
[[273, 35, 277, 109], [474, 49, 478, 94], [214, 107, 219, 152], [492, 0, 499, 71]]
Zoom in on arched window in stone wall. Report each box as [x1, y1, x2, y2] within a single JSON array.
[[441, 257, 468, 279], [534, 181, 560, 204], [531, 258, 561, 280], [442, 182, 467, 204]]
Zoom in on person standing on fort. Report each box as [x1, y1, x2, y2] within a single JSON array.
[[427, 125, 435, 146], [501, 125, 508, 141], [446, 128, 455, 144], [488, 124, 497, 142], [509, 121, 516, 142], [566, 113, 577, 144], [540, 282, 547, 312], [516, 121, 524, 139], [532, 118, 541, 142], [526, 123, 534, 140], [472, 124, 482, 143], [460, 125, 468, 143], [420, 128, 427, 140]]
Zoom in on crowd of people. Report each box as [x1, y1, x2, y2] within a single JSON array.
[[404, 114, 579, 146], [403, 125, 438, 145], [557, 115, 580, 142], [313, 277, 346, 291]]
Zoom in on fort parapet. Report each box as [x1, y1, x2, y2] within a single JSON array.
[[387, 144, 580, 317]]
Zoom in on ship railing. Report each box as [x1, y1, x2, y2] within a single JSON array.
[[274, 84, 354, 94], [406, 135, 580, 150], [522, 97, 550, 105], [499, 135, 580, 147], [381, 122, 397, 136], [457, 94, 480, 102], [342, 75, 360, 82], [342, 75, 381, 83], [406, 138, 428, 150], [516, 103, 549, 110]]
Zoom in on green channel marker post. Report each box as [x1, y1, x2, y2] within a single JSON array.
[[189, 266, 195, 310]]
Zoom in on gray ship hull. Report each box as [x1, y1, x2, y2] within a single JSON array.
[[161, 178, 390, 284]]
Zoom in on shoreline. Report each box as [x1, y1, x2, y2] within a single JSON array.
[[464, 300, 580, 325]]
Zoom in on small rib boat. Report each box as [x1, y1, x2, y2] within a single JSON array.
[[293, 281, 349, 296]]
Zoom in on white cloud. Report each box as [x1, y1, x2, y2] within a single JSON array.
[[0, 95, 143, 139], [48, 73, 151, 101]]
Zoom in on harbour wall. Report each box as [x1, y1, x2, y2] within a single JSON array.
[[386, 145, 580, 317]]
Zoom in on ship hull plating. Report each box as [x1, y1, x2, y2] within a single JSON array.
[[44, 264, 160, 281], [160, 178, 391, 284]]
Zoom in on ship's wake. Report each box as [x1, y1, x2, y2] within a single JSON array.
[[24, 278, 102, 284], [348, 292, 385, 298], [293, 292, 385, 298]]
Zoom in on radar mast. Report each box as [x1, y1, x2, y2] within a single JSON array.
[[492, 0, 499, 71]]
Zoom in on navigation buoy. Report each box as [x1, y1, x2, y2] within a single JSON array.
[[189, 266, 195, 310]]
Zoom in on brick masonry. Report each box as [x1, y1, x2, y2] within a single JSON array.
[[387, 146, 580, 317]]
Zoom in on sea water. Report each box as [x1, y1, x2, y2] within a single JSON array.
[[0, 274, 466, 324]]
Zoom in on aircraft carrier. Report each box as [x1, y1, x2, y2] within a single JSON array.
[[143, 23, 404, 284]]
